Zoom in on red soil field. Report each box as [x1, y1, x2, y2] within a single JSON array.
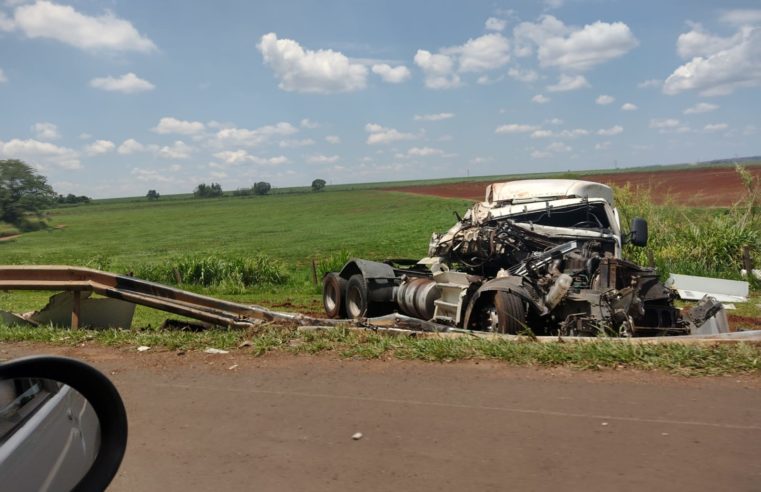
[[388, 167, 761, 206]]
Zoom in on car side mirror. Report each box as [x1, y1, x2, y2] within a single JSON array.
[[630, 217, 648, 247], [0, 356, 128, 492]]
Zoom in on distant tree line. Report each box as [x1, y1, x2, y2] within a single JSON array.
[[193, 182, 223, 198], [56, 193, 91, 205], [146, 189, 160, 200]]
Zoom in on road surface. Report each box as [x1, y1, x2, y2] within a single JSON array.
[[2, 343, 760, 491]]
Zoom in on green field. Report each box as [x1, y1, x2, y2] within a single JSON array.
[[0, 190, 473, 323], [2, 180, 760, 374]]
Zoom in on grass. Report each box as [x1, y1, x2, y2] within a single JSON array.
[[1, 323, 758, 376]]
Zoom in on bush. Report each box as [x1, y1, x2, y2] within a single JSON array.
[[616, 178, 761, 280], [253, 182, 271, 195]]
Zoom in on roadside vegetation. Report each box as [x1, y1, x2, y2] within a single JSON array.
[[0, 323, 758, 376]]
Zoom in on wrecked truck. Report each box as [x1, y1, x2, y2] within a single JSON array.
[[322, 179, 727, 336]]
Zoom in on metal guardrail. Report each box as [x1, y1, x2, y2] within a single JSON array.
[[0, 265, 329, 329]]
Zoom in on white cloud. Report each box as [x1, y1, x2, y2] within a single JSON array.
[[131, 167, 173, 183], [0, 68, 6, 83], [300, 118, 319, 129], [32, 122, 59, 140], [117, 138, 145, 155], [544, 0, 565, 9], [704, 123, 728, 132], [278, 138, 314, 148], [547, 74, 589, 92], [414, 50, 460, 89], [407, 147, 444, 157], [414, 112, 454, 121], [215, 122, 298, 147], [595, 141, 612, 150], [531, 130, 554, 139], [257, 32, 368, 94], [676, 23, 744, 59], [85, 139, 115, 155], [532, 94, 550, 103], [595, 94, 615, 105], [151, 117, 204, 136], [663, 27, 761, 96], [306, 154, 339, 164], [638, 79, 661, 88], [649, 118, 690, 134], [0, 138, 80, 169], [443, 33, 511, 72], [513, 15, 569, 57], [531, 128, 589, 139], [210, 151, 289, 167], [365, 123, 416, 145], [476, 74, 503, 85], [325, 135, 340, 144], [495, 123, 539, 134], [90, 73, 154, 94], [371, 64, 411, 83], [683, 102, 719, 114], [621, 102, 638, 111], [649, 118, 680, 129], [0, 11, 14, 32], [597, 125, 623, 136], [13, 1, 156, 53], [485, 17, 507, 32], [514, 16, 638, 71], [79, 133, 91, 140], [719, 9, 761, 27], [158, 140, 193, 159], [414, 33, 510, 88], [531, 149, 551, 159], [548, 118, 563, 125], [507, 66, 539, 82], [546, 141, 571, 152]]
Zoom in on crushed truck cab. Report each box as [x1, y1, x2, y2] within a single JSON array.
[[323, 179, 727, 337]]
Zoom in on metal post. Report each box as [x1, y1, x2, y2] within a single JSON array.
[[71, 290, 81, 329]]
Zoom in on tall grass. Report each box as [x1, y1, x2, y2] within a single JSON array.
[[617, 167, 761, 282], [132, 255, 288, 289]]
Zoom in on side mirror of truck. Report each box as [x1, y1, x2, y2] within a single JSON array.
[[629, 217, 648, 247]]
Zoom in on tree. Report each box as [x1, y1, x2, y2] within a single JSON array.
[[0, 159, 56, 230], [146, 189, 160, 200], [193, 182, 223, 198], [311, 179, 326, 192], [253, 181, 271, 195]]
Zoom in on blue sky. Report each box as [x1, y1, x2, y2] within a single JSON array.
[[1, 0, 760, 198]]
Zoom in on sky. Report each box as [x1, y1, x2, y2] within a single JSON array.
[[1, 0, 760, 198]]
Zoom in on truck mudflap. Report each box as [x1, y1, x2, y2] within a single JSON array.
[[461, 276, 546, 329], [338, 258, 397, 281]]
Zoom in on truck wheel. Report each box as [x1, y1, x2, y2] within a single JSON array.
[[482, 292, 526, 334], [322, 273, 347, 319], [345, 274, 369, 319]]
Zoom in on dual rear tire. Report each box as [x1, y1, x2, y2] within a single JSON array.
[[323, 273, 368, 319]]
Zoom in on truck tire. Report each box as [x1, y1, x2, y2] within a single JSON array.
[[345, 274, 369, 319], [322, 273, 347, 319], [483, 292, 526, 334]]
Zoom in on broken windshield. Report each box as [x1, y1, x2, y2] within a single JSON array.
[[507, 202, 611, 230]]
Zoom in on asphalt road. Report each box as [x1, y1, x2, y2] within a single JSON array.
[[3, 344, 761, 491]]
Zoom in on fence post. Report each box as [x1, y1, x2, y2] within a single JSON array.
[[311, 258, 319, 286], [742, 246, 753, 274]]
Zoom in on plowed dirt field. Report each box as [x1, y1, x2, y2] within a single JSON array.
[[388, 166, 761, 206]]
